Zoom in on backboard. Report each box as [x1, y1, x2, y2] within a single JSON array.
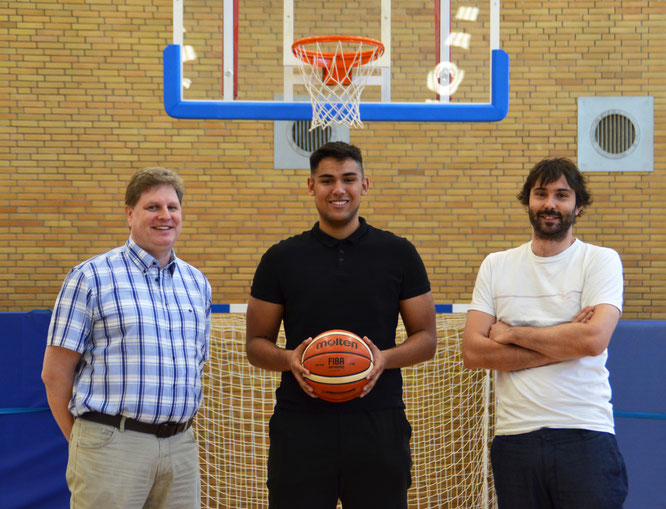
[[164, 0, 508, 123]]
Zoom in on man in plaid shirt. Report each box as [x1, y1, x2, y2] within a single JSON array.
[[42, 167, 211, 508]]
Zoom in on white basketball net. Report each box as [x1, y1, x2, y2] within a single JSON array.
[[293, 39, 384, 130]]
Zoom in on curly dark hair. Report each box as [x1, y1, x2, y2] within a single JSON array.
[[517, 158, 592, 213]]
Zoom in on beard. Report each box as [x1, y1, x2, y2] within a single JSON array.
[[528, 207, 577, 241]]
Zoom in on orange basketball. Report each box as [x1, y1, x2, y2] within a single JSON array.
[[301, 329, 374, 403]]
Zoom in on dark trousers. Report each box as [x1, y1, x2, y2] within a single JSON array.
[[267, 407, 412, 509], [491, 428, 628, 509]]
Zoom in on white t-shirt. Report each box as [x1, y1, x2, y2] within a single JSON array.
[[470, 239, 623, 435]]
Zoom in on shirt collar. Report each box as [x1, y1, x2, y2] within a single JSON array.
[[125, 237, 177, 274], [312, 217, 369, 248]]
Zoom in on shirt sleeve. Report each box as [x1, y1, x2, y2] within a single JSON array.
[[582, 247, 624, 312], [250, 244, 284, 304], [469, 254, 496, 317], [399, 238, 431, 300], [46, 267, 94, 353], [203, 277, 212, 361]]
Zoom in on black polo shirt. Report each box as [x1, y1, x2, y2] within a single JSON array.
[[250, 217, 431, 413]]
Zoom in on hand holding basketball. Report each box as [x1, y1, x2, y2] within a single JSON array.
[[358, 335, 384, 398], [289, 337, 316, 398], [301, 330, 374, 402]]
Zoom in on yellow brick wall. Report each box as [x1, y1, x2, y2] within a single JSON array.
[[3, 0, 665, 319]]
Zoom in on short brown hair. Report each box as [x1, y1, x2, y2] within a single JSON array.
[[124, 167, 184, 207]]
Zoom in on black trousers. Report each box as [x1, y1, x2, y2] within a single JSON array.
[[491, 428, 628, 509], [267, 407, 412, 509]]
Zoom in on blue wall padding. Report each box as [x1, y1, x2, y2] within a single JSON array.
[[0, 312, 69, 508], [1, 312, 664, 508], [608, 321, 666, 415], [607, 320, 666, 509]]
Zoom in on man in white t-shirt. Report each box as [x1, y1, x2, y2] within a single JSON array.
[[463, 158, 628, 508]]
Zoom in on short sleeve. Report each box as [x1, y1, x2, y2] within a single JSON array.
[[582, 248, 623, 312], [250, 245, 284, 305], [202, 277, 212, 361], [47, 267, 94, 353], [399, 238, 431, 301], [469, 254, 496, 317]]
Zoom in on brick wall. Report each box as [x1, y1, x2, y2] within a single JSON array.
[[3, 0, 665, 318]]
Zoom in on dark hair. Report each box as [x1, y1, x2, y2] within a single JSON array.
[[125, 167, 184, 207], [517, 157, 592, 211], [309, 141, 363, 174]]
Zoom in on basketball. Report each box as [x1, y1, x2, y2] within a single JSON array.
[[301, 329, 374, 403]]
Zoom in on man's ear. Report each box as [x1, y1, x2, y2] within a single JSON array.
[[361, 177, 369, 195], [125, 205, 134, 230]]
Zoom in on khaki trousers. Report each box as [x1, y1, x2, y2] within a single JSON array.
[[67, 418, 201, 509]]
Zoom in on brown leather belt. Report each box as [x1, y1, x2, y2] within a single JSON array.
[[79, 412, 193, 438]]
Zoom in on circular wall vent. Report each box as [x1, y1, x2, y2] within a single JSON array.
[[288, 120, 333, 156], [591, 110, 639, 159]]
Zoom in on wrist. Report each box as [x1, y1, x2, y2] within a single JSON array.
[[509, 326, 526, 346]]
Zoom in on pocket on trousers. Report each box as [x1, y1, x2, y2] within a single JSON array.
[[77, 421, 117, 449]]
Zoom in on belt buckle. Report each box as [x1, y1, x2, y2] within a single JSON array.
[[155, 422, 175, 438]]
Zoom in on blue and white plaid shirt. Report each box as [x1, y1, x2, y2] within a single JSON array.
[[47, 237, 212, 424]]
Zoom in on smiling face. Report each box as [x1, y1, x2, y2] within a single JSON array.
[[125, 184, 182, 266], [307, 157, 369, 239], [528, 175, 582, 242]]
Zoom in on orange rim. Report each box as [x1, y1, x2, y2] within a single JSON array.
[[291, 35, 385, 68]]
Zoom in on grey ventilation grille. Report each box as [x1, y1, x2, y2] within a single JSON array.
[[592, 111, 637, 158], [289, 121, 333, 155], [578, 97, 653, 172], [274, 117, 350, 170]]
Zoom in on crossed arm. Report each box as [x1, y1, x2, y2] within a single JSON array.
[[462, 304, 621, 372], [245, 292, 437, 398]]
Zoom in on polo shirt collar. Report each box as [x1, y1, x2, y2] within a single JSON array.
[[125, 237, 177, 274], [312, 217, 369, 247]]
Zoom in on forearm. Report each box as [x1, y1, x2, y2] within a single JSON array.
[[246, 332, 315, 398], [500, 322, 608, 361], [42, 345, 81, 442], [43, 379, 75, 441], [388, 292, 437, 370], [463, 331, 557, 371], [246, 336, 292, 372], [382, 329, 437, 370]]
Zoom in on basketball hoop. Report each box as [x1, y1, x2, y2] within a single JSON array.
[[292, 35, 385, 129]]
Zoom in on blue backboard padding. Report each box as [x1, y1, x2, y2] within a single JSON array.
[[163, 45, 509, 122]]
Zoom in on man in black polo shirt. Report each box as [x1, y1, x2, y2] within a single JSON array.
[[246, 141, 437, 509]]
